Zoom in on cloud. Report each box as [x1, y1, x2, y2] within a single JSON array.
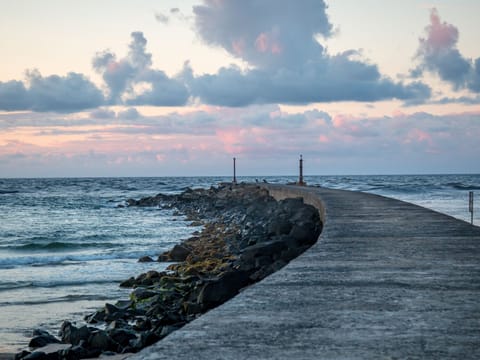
[[118, 107, 141, 120], [155, 12, 169, 24], [413, 8, 480, 93], [2, 105, 480, 176], [193, 0, 332, 69], [0, 70, 104, 112], [92, 31, 189, 106], [185, 53, 431, 106], [188, 0, 431, 106]]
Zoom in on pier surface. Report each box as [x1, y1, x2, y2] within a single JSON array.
[[133, 185, 480, 359]]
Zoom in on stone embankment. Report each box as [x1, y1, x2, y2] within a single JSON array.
[[15, 184, 321, 360]]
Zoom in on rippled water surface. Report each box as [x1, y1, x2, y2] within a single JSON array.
[[0, 175, 478, 351]]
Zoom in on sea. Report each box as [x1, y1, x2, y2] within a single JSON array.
[[0, 174, 479, 352]]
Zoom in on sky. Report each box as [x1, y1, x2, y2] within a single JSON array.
[[1, 0, 479, 177]]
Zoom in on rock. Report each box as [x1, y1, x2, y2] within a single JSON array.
[[119, 277, 136, 288], [22, 352, 47, 360], [106, 319, 129, 330], [289, 222, 318, 246], [84, 309, 105, 324], [182, 301, 204, 315], [59, 342, 101, 360], [15, 351, 31, 360], [240, 240, 287, 264], [108, 329, 137, 347], [59, 322, 90, 346], [168, 244, 191, 261], [131, 287, 157, 302], [197, 271, 251, 307], [133, 317, 151, 331], [28, 333, 61, 348], [267, 217, 292, 236], [138, 256, 154, 263], [129, 331, 160, 350], [88, 330, 116, 352]]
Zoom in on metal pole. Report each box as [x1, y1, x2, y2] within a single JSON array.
[[299, 154, 304, 185], [233, 157, 237, 184], [469, 191, 474, 225]]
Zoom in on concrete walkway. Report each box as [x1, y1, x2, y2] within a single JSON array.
[[133, 185, 480, 359]]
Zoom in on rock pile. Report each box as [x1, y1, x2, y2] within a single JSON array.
[[16, 183, 321, 360]]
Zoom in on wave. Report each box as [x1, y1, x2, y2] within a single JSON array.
[[0, 278, 119, 293], [0, 250, 156, 269], [5, 241, 120, 252], [0, 293, 116, 306], [446, 182, 480, 191], [0, 189, 19, 194]]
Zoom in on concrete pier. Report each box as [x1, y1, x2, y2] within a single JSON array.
[[133, 185, 480, 359]]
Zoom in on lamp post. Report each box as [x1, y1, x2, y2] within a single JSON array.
[[233, 157, 237, 184], [298, 155, 305, 186]]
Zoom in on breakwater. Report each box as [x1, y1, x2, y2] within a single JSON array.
[[132, 184, 480, 360], [14, 184, 322, 359]]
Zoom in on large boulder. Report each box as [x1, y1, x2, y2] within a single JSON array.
[[240, 239, 287, 264], [170, 244, 192, 261], [59, 322, 91, 346], [28, 330, 61, 348], [197, 270, 251, 307]]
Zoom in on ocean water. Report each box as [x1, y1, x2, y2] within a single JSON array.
[[0, 174, 478, 352]]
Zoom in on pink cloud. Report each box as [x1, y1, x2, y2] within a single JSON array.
[[318, 134, 329, 143], [424, 8, 459, 51]]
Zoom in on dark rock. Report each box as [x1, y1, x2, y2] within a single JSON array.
[[59, 322, 90, 346], [104, 303, 125, 321], [130, 331, 160, 350], [84, 309, 105, 324], [182, 301, 204, 315], [240, 240, 287, 264], [168, 244, 191, 261], [22, 352, 47, 360], [289, 223, 318, 245], [133, 317, 151, 331], [197, 271, 251, 307], [138, 256, 154, 263], [108, 329, 137, 347], [15, 351, 31, 360], [59, 342, 101, 360], [267, 217, 292, 236], [88, 330, 115, 351], [106, 319, 129, 330], [131, 287, 157, 302], [28, 333, 61, 348], [119, 277, 136, 288]]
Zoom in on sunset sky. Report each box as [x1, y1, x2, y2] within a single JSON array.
[[1, 0, 479, 177]]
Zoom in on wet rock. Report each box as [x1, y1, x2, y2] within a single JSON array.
[[119, 277, 136, 288], [240, 240, 287, 264], [197, 271, 251, 307], [87, 330, 115, 351], [168, 244, 191, 261], [59, 341, 100, 360], [84, 309, 105, 324], [131, 287, 157, 302], [28, 333, 61, 348], [138, 256, 154, 263], [15, 351, 31, 360], [59, 322, 91, 346], [21, 352, 48, 360], [267, 217, 292, 236]]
